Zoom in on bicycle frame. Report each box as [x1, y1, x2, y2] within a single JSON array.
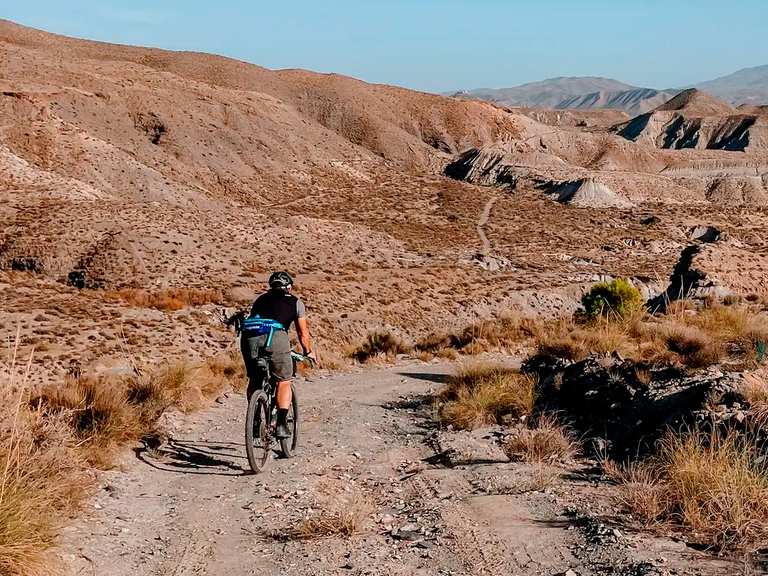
[[251, 358, 277, 418]]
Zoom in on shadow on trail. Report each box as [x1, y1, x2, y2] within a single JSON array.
[[560, 464, 605, 483], [378, 393, 439, 432], [134, 439, 251, 477], [423, 449, 509, 468], [380, 393, 433, 411], [397, 372, 450, 385]]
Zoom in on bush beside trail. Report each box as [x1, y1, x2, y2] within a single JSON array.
[[0, 343, 244, 575], [580, 278, 643, 321], [430, 284, 768, 554]]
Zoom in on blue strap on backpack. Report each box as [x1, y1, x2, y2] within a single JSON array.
[[242, 316, 285, 347]]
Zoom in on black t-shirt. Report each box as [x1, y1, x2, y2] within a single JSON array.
[[249, 290, 306, 331]]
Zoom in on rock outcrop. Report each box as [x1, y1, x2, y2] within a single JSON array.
[[535, 178, 634, 208], [617, 89, 768, 152], [524, 355, 747, 458]]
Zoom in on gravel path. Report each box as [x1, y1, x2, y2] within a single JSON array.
[[60, 362, 736, 576]]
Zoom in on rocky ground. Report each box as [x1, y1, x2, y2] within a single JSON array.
[[61, 361, 740, 576]]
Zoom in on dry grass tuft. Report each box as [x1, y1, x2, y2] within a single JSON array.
[[417, 313, 540, 356], [608, 461, 668, 526], [525, 465, 559, 492], [0, 414, 89, 576], [691, 306, 768, 349], [534, 301, 767, 370], [105, 287, 223, 311], [438, 364, 536, 430], [536, 319, 637, 361], [741, 371, 768, 423], [151, 360, 225, 413], [660, 324, 723, 368], [205, 350, 245, 381], [316, 350, 346, 371], [31, 359, 233, 467], [0, 338, 89, 576], [611, 428, 768, 550], [664, 429, 768, 549], [505, 415, 579, 463], [1, 333, 243, 574], [125, 375, 174, 430], [31, 376, 140, 468], [350, 331, 411, 363], [275, 496, 370, 541]]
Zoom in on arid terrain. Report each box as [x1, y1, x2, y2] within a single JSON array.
[[3, 20, 767, 370], [2, 18, 768, 576]]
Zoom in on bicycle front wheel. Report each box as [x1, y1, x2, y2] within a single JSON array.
[[245, 391, 270, 473]]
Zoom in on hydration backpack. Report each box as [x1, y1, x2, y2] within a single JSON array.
[[242, 316, 285, 347]]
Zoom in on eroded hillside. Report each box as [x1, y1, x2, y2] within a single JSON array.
[[1, 19, 767, 379]]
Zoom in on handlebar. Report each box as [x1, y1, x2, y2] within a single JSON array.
[[291, 351, 317, 368], [218, 309, 247, 335]]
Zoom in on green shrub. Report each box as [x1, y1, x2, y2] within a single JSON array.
[[581, 278, 643, 322]]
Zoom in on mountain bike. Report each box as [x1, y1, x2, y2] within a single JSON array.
[[221, 310, 315, 473]]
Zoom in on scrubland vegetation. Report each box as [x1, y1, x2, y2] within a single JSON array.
[[0, 338, 243, 575], [354, 281, 767, 371], [349, 331, 410, 363], [273, 494, 371, 541], [608, 426, 768, 551], [104, 288, 223, 311], [4, 276, 767, 572], [504, 414, 579, 464], [437, 364, 536, 430], [1, 345, 88, 576], [427, 279, 768, 553]]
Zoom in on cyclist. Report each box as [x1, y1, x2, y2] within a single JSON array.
[[240, 271, 314, 439]]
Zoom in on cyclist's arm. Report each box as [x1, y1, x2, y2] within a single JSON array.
[[295, 298, 313, 356], [296, 317, 312, 356]]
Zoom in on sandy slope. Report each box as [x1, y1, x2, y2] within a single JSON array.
[[3, 19, 768, 382]]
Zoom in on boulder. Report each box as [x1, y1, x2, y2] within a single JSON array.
[[524, 354, 745, 457]]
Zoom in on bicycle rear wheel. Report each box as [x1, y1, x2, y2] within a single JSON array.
[[279, 385, 299, 458], [245, 391, 270, 473]]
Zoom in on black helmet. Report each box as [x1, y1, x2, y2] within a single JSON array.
[[268, 271, 293, 291]]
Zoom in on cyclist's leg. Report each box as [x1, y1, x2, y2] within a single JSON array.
[[268, 331, 294, 438], [241, 334, 268, 401], [247, 375, 263, 402], [276, 379, 292, 409]]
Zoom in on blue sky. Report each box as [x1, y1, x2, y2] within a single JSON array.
[[4, 1, 767, 92]]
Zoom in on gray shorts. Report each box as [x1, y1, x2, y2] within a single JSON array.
[[241, 330, 293, 382]]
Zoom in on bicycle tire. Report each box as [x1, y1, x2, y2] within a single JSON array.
[[279, 385, 299, 458], [245, 391, 270, 473]]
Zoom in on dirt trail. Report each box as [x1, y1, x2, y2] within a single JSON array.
[[476, 195, 498, 255], [61, 363, 734, 576]]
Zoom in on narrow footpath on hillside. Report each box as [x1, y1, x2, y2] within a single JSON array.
[[476, 196, 498, 256], [61, 363, 736, 576]]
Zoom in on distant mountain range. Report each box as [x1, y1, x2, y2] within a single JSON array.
[[694, 65, 768, 105], [452, 65, 768, 115]]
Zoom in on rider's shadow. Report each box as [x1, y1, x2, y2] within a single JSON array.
[[134, 438, 251, 476]]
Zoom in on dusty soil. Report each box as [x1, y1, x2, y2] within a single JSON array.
[[60, 361, 739, 576], [2, 19, 767, 372], [0, 20, 765, 575]]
